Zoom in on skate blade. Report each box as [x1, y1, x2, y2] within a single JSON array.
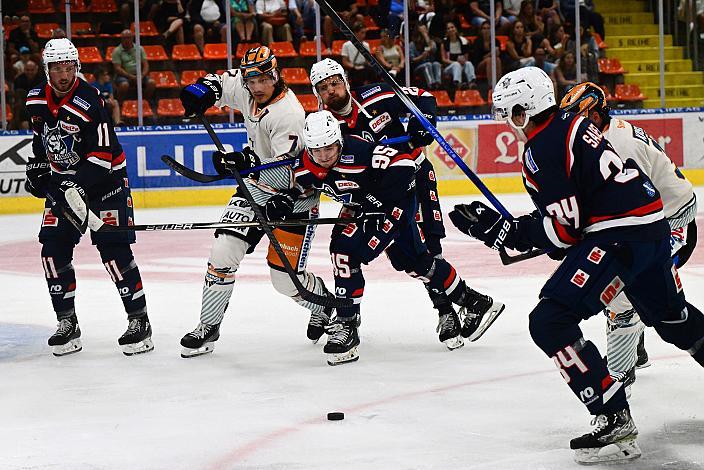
[[180, 342, 216, 358], [443, 335, 464, 351], [574, 438, 641, 465], [52, 338, 83, 357], [635, 360, 651, 369], [327, 346, 359, 366], [122, 338, 154, 356], [469, 302, 506, 342]]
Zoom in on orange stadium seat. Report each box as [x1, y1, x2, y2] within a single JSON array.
[[203, 43, 229, 60], [454, 89, 486, 107], [157, 99, 185, 117], [598, 58, 625, 75], [615, 84, 647, 102], [269, 41, 298, 58], [144, 45, 168, 61], [363, 16, 379, 31], [77, 47, 103, 63], [281, 68, 310, 85], [332, 40, 345, 56], [131, 21, 159, 37], [90, 0, 118, 13], [150, 71, 179, 89], [122, 100, 154, 118], [459, 13, 471, 30], [106, 46, 116, 60], [72, 22, 96, 37], [180, 69, 207, 86], [60, 0, 89, 13], [367, 39, 381, 52], [172, 44, 202, 61], [236, 42, 261, 59], [592, 32, 608, 49], [205, 105, 225, 116], [297, 94, 320, 113], [35, 23, 60, 39], [430, 90, 453, 108], [496, 35, 509, 51], [5, 104, 13, 121], [82, 72, 96, 83], [464, 36, 477, 44], [4, 24, 19, 41], [299, 40, 331, 57], [29, 0, 55, 13]]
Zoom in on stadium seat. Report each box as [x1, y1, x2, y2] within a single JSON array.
[[332, 40, 346, 56], [205, 105, 225, 116], [454, 89, 486, 107], [269, 41, 298, 58], [363, 16, 379, 31], [90, 0, 118, 13], [82, 72, 96, 83], [77, 47, 103, 64], [598, 58, 625, 75], [615, 84, 647, 102], [203, 43, 229, 60], [180, 70, 207, 86], [106, 46, 116, 60], [172, 44, 202, 61], [602, 85, 614, 102], [297, 94, 320, 113], [281, 68, 310, 85], [29, 0, 55, 14], [367, 39, 381, 52], [4, 24, 19, 41], [131, 21, 159, 37], [496, 35, 509, 51], [464, 36, 477, 44], [59, 0, 89, 13], [236, 42, 261, 59], [299, 41, 331, 57], [122, 100, 154, 118], [72, 22, 96, 37], [459, 13, 471, 30], [35, 23, 60, 40], [5, 104, 13, 121], [592, 32, 608, 50], [150, 71, 179, 89], [157, 99, 185, 117], [430, 90, 453, 108], [144, 45, 169, 61]]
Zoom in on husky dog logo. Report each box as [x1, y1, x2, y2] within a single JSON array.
[[42, 122, 80, 168]]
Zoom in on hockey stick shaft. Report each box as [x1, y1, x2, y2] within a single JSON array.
[[46, 191, 88, 234], [94, 217, 363, 232], [199, 115, 351, 308], [161, 154, 297, 184]]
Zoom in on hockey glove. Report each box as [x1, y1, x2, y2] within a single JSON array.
[[450, 201, 521, 251], [25, 157, 51, 199], [47, 180, 90, 232], [212, 147, 261, 176], [407, 112, 437, 148], [264, 189, 300, 221], [180, 76, 222, 116]]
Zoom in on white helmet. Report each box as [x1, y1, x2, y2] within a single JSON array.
[[491, 67, 555, 130], [42, 38, 81, 81], [304, 110, 344, 153], [310, 58, 349, 99]]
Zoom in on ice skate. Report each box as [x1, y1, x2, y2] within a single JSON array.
[[324, 315, 360, 366], [457, 286, 505, 341], [635, 332, 651, 369], [48, 315, 82, 356], [307, 306, 334, 343], [570, 408, 641, 464], [180, 322, 220, 358], [437, 310, 464, 350], [118, 315, 154, 356]]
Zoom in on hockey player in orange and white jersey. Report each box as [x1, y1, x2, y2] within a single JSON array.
[[560, 82, 697, 391], [177, 46, 332, 357]]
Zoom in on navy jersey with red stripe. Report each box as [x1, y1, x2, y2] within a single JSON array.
[[519, 111, 670, 250], [293, 136, 420, 214], [25, 78, 126, 191]]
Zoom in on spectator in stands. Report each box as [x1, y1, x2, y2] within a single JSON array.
[[375, 29, 404, 78], [341, 22, 372, 87], [322, 0, 363, 53], [575, 26, 599, 83], [229, 0, 256, 42], [92, 67, 124, 126], [256, 0, 292, 45], [13, 46, 32, 76], [51, 28, 68, 39], [189, 0, 228, 54], [518, 0, 545, 41], [7, 16, 40, 61], [545, 23, 569, 62], [13, 59, 41, 95], [560, 0, 605, 38], [533, 47, 557, 76], [440, 22, 476, 89], [536, 0, 562, 29], [156, 0, 187, 44], [289, 0, 314, 48], [409, 24, 442, 89], [554, 49, 578, 98], [503, 0, 521, 22], [119, 0, 159, 28], [504, 20, 534, 71], [470, 20, 502, 82], [469, 0, 510, 29], [387, 0, 404, 38], [112, 29, 157, 102]]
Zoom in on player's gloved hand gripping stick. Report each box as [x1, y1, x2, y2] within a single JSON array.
[[314, 0, 545, 265]]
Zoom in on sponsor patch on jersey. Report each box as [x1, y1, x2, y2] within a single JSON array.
[[428, 170, 436, 181], [600, 276, 624, 306], [671, 265, 683, 292], [123, 178, 130, 188], [587, 247, 605, 264], [128, 216, 134, 226], [342, 223, 358, 237], [335, 180, 360, 191], [368, 236, 380, 249], [433, 210, 442, 221], [429, 190, 437, 201], [360, 86, 381, 100], [643, 180, 656, 197], [391, 207, 403, 220], [415, 210, 423, 222], [72, 96, 91, 111], [340, 154, 355, 164], [524, 148, 539, 174], [127, 196, 133, 208], [42, 208, 59, 227], [369, 112, 392, 133], [100, 210, 119, 226], [27, 88, 41, 97], [382, 219, 393, 233], [570, 269, 589, 288], [631, 125, 649, 144], [60, 121, 81, 134]]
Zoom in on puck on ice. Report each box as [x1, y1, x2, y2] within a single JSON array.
[[327, 412, 344, 421]]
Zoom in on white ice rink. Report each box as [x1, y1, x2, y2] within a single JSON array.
[[2, 191, 703, 470]]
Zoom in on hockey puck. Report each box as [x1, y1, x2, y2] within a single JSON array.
[[327, 412, 344, 421]]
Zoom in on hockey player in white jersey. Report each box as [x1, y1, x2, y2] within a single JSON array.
[[560, 82, 698, 391], [178, 46, 333, 357]]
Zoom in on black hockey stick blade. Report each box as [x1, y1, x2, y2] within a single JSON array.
[[198, 115, 352, 309], [94, 217, 362, 232], [499, 247, 546, 265], [162, 154, 297, 184]]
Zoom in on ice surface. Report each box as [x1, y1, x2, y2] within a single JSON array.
[[2, 191, 703, 470]]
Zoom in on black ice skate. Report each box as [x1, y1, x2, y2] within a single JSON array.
[[457, 286, 505, 341], [180, 322, 220, 358], [570, 408, 641, 464], [635, 332, 651, 369], [48, 314, 82, 356], [323, 315, 360, 366], [118, 315, 154, 356], [437, 310, 464, 350], [307, 306, 334, 343]]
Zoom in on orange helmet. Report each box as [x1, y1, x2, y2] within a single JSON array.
[[560, 82, 610, 121], [240, 46, 278, 79]]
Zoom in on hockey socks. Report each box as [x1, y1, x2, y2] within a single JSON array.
[[41, 241, 77, 319], [99, 244, 147, 317]]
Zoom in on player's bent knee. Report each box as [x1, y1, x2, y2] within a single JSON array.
[[40, 241, 74, 272], [270, 268, 299, 298], [209, 233, 249, 271], [529, 299, 580, 356]]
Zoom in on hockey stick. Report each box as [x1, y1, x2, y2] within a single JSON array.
[[162, 154, 297, 184], [314, 0, 546, 265], [199, 114, 352, 308], [46, 190, 89, 234]]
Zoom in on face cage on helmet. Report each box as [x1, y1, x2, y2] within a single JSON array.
[[44, 59, 81, 90]]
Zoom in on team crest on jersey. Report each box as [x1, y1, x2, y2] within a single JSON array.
[[335, 180, 360, 191], [524, 148, 539, 174], [60, 121, 81, 134], [28, 88, 41, 97], [369, 112, 392, 133], [100, 210, 119, 226], [360, 86, 381, 100], [587, 247, 605, 264], [72, 96, 91, 111], [570, 269, 589, 287], [340, 154, 355, 164], [42, 122, 80, 168]]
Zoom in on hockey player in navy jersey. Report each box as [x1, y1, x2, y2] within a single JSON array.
[[284, 110, 504, 365], [308, 58, 468, 350], [449, 67, 704, 464], [24, 38, 153, 356]]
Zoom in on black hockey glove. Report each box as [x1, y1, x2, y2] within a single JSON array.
[[449, 201, 522, 251], [264, 189, 300, 221], [212, 147, 261, 176], [361, 211, 386, 233], [407, 112, 436, 148], [180, 76, 222, 116], [25, 157, 51, 199]]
